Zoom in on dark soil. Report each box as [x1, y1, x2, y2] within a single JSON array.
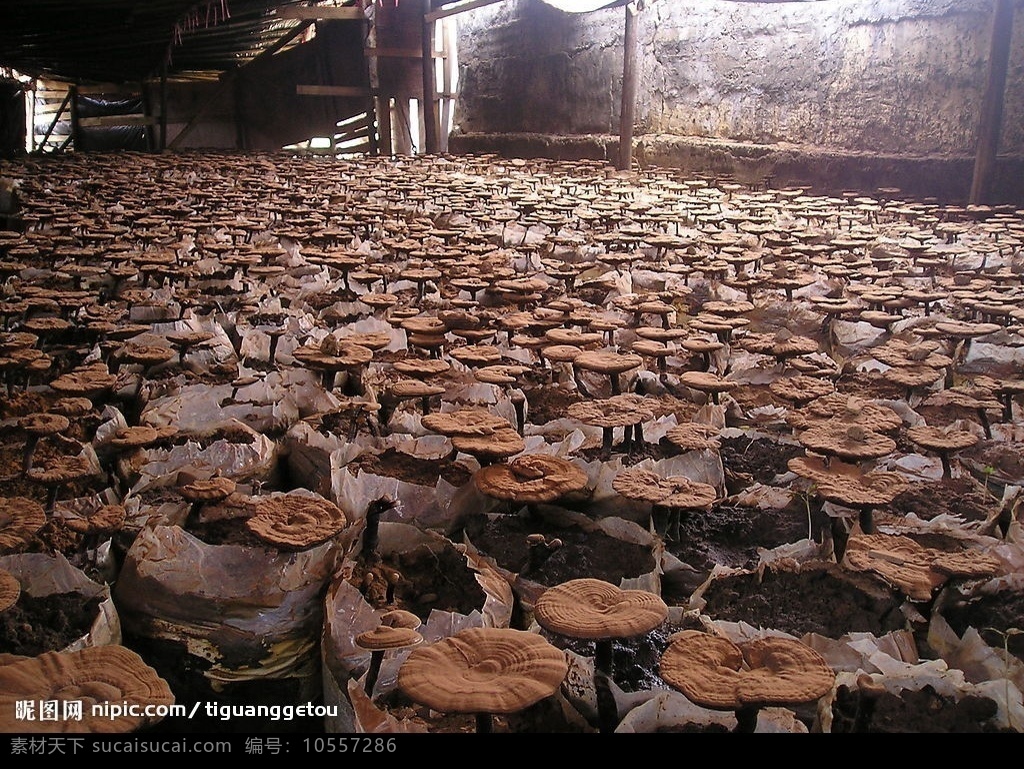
[[661, 498, 829, 602], [346, 447, 473, 487], [459, 512, 657, 587], [937, 586, 1024, 662], [0, 593, 103, 656], [719, 435, 805, 485], [349, 543, 488, 622], [696, 562, 908, 638], [888, 477, 999, 524], [524, 383, 582, 426], [831, 684, 1008, 733]]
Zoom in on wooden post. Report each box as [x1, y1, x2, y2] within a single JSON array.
[[68, 86, 80, 153], [618, 1, 642, 172], [159, 64, 168, 151], [421, 0, 439, 154], [970, 0, 1014, 204]]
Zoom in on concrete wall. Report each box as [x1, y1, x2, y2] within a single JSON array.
[[452, 0, 1024, 201]]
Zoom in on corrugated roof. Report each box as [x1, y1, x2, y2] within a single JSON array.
[[0, 0, 344, 83]]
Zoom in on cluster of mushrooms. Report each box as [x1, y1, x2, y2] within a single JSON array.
[[0, 148, 1023, 733]]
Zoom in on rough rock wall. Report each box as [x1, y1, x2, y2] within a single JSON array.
[[455, 0, 1024, 159]]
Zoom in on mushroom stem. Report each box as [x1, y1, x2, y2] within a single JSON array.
[[364, 650, 384, 695], [734, 704, 761, 733], [594, 638, 618, 734], [858, 506, 876, 535], [976, 408, 992, 439], [475, 713, 494, 734], [22, 435, 40, 474]]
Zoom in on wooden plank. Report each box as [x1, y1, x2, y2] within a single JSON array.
[[618, 1, 640, 171], [76, 83, 139, 95], [365, 47, 434, 59], [426, 0, 506, 23], [970, 0, 1014, 204], [275, 6, 364, 20], [78, 115, 156, 128], [376, 96, 393, 156], [421, 0, 439, 154], [40, 91, 71, 149], [296, 85, 372, 97]]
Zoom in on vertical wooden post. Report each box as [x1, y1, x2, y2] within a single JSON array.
[[159, 65, 168, 151], [421, 0, 439, 154], [970, 0, 1014, 204], [618, 1, 641, 172], [376, 96, 393, 156], [68, 85, 80, 153]]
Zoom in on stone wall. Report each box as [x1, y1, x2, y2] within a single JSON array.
[[451, 0, 1024, 201]]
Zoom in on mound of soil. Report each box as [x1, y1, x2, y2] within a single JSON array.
[[0, 593, 103, 656]]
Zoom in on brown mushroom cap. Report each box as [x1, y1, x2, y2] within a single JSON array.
[[452, 427, 526, 460], [612, 467, 717, 510], [474, 454, 588, 503], [843, 533, 1002, 601], [422, 408, 510, 437], [0, 645, 175, 733], [0, 568, 21, 612], [245, 493, 348, 549], [663, 422, 722, 452], [0, 497, 47, 552], [19, 413, 71, 436], [64, 504, 127, 535], [398, 628, 568, 715], [179, 476, 237, 503], [355, 625, 424, 652], [797, 420, 897, 461], [659, 630, 835, 711], [567, 393, 655, 428], [906, 424, 980, 453], [534, 578, 668, 641]]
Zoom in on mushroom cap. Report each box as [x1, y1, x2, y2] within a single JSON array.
[[0, 497, 47, 552], [64, 503, 127, 535], [392, 357, 451, 378], [797, 420, 897, 461], [0, 568, 21, 612], [0, 645, 175, 733], [786, 394, 902, 433], [474, 454, 588, 503], [534, 578, 668, 641], [612, 467, 717, 509], [659, 630, 835, 711], [566, 394, 654, 428], [663, 422, 722, 452], [245, 493, 348, 549], [355, 626, 423, 652], [19, 412, 71, 436], [573, 350, 643, 375], [906, 424, 980, 453], [389, 379, 446, 399], [179, 476, 237, 503], [398, 628, 568, 715], [106, 425, 159, 449], [843, 533, 1002, 601], [422, 408, 510, 437], [680, 371, 737, 394], [452, 427, 526, 460]]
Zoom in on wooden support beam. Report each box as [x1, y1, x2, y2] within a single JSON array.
[[168, 20, 313, 150], [78, 115, 156, 128], [970, 0, 1014, 204], [376, 96, 393, 156], [296, 85, 373, 97], [365, 47, 434, 59], [618, 0, 641, 172], [421, 0, 439, 154], [38, 91, 71, 149], [274, 6, 364, 20], [426, 0, 506, 23]]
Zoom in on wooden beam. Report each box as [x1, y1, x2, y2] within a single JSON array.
[[365, 47, 435, 59], [168, 20, 314, 150], [376, 96, 393, 156], [296, 85, 372, 97], [421, 0, 439, 154], [38, 91, 71, 149], [617, 0, 641, 171], [970, 0, 1014, 204], [78, 115, 156, 128], [274, 6, 364, 20], [426, 0, 506, 23]]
